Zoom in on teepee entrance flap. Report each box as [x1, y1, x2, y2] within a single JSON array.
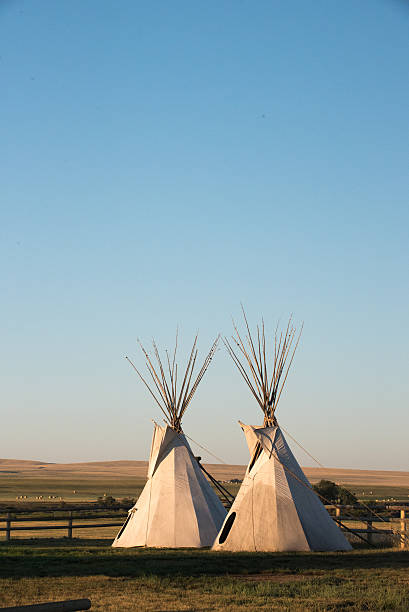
[[253, 426, 278, 458]]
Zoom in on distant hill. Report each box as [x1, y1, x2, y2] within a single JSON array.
[[1, 458, 409, 486]]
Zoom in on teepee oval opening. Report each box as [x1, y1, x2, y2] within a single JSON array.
[[218, 512, 236, 544]]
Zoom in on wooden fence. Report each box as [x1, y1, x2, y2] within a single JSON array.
[[0, 506, 407, 548], [0, 510, 126, 541], [333, 506, 407, 549]]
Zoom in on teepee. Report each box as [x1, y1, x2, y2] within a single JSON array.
[[213, 311, 351, 552], [113, 334, 227, 548]]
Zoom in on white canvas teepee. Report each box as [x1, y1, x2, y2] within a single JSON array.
[[213, 311, 351, 552], [113, 334, 226, 548], [113, 422, 226, 547], [213, 422, 351, 551]]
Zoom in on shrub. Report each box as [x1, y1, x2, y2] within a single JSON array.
[[313, 480, 357, 505], [96, 494, 118, 508]]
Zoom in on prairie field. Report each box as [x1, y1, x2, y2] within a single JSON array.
[[0, 540, 409, 611], [1, 458, 409, 504]]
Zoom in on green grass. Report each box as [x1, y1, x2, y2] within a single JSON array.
[[0, 540, 408, 610]]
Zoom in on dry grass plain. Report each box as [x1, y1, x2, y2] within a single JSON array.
[[3, 458, 409, 484]]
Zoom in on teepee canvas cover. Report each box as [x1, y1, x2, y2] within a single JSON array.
[[213, 310, 351, 552], [113, 334, 226, 548], [213, 422, 351, 551], [113, 422, 226, 547]]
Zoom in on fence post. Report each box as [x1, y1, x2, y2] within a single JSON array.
[[400, 510, 406, 550], [67, 511, 73, 539], [6, 512, 11, 542], [367, 520, 373, 546], [335, 507, 341, 519]]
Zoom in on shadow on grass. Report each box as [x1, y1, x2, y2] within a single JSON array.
[[0, 538, 408, 579]]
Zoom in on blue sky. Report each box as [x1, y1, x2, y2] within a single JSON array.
[[1, 0, 408, 470]]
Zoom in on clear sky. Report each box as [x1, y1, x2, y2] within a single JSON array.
[[1, 0, 408, 470]]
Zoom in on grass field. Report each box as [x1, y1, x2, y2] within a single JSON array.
[[0, 540, 408, 611], [1, 460, 408, 610]]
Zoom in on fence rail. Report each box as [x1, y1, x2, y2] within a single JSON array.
[[333, 506, 407, 548], [0, 511, 126, 541], [0, 507, 407, 548]]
